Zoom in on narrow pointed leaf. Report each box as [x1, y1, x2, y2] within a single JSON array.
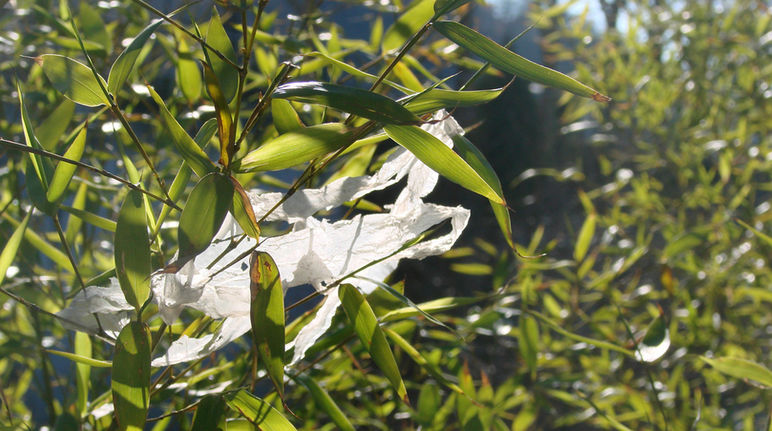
[[238, 123, 353, 172], [271, 99, 305, 134], [433, 0, 472, 17], [79, 4, 111, 52], [108, 19, 163, 95], [433, 21, 610, 102], [416, 383, 441, 426], [177, 37, 203, 103], [0, 210, 31, 286], [339, 284, 408, 402], [231, 177, 260, 239], [176, 172, 233, 264], [382, 0, 434, 53], [519, 314, 539, 371], [273, 82, 421, 125], [574, 213, 596, 262], [149, 85, 215, 177], [295, 375, 355, 431], [47, 125, 87, 206], [61, 205, 117, 231], [384, 125, 505, 204], [115, 189, 151, 311], [36, 99, 75, 151], [701, 357, 772, 388], [451, 134, 513, 249], [191, 395, 227, 431], [18, 84, 55, 214], [39, 54, 110, 106], [402, 87, 506, 115], [205, 7, 238, 102], [112, 321, 151, 431], [203, 62, 235, 167], [2, 213, 73, 272], [224, 390, 297, 430], [46, 348, 111, 367], [74, 332, 92, 416], [249, 251, 284, 399]]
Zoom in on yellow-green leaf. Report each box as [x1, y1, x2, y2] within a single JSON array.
[[61, 205, 117, 232], [249, 251, 284, 399], [177, 37, 202, 103], [0, 211, 31, 287], [384, 125, 505, 204], [108, 19, 163, 95], [433, 21, 610, 102], [203, 62, 235, 167], [115, 189, 151, 311], [47, 125, 87, 206], [224, 390, 297, 430], [238, 123, 353, 172], [402, 87, 506, 115], [701, 356, 772, 388], [295, 375, 355, 431], [35, 99, 75, 151], [176, 172, 233, 264], [574, 213, 596, 263], [271, 99, 305, 134], [205, 7, 238, 102], [47, 348, 111, 368], [339, 284, 408, 402], [112, 321, 151, 431], [40, 54, 110, 106], [231, 177, 260, 239], [382, 0, 434, 53], [74, 332, 92, 416]]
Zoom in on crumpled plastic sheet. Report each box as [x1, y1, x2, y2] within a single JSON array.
[[57, 111, 471, 367]]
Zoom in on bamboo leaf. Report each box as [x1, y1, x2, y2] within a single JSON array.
[[115, 189, 151, 311], [701, 356, 772, 388], [46, 125, 87, 206], [416, 383, 441, 426], [295, 375, 355, 431], [574, 213, 596, 262], [203, 62, 234, 167], [273, 82, 421, 125], [224, 390, 297, 430], [635, 312, 670, 362], [402, 87, 506, 115], [39, 54, 110, 106], [519, 314, 539, 372], [35, 99, 75, 151], [230, 177, 260, 239], [112, 321, 151, 431], [74, 332, 91, 416], [433, 21, 610, 102], [177, 36, 203, 103], [61, 205, 117, 232], [339, 284, 408, 402], [382, 0, 434, 53], [384, 125, 505, 204], [108, 19, 163, 95], [191, 395, 227, 431], [237, 123, 353, 172], [271, 99, 305, 134], [148, 85, 215, 177], [176, 172, 233, 265], [433, 0, 472, 17], [205, 7, 238, 102], [18, 83, 56, 214], [46, 348, 111, 368], [1, 213, 73, 272], [249, 251, 285, 399], [0, 211, 31, 287]]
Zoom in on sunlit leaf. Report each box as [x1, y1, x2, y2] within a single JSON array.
[[339, 284, 408, 402], [74, 332, 91, 416], [237, 123, 353, 172], [574, 213, 596, 262], [382, 0, 434, 53], [46, 125, 87, 206], [61, 205, 117, 232], [273, 82, 421, 125], [433, 21, 610, 102], [1, 213, 73, 272], [701, 356, 772, 388], [46, 348, 111, 368], [519, 314, 539, 371], [295, 375, 355, 431], [176, 172, 233, 265], [203, 62, 235, 167], [177, 36, 203, 103], [224, 390, 297, 430], [115, 189, 151, 311], [249, 251, 285, 399], [416, 382, 441, 426], [205, 7, 238, 102], [0, 210, 31, 286], [149, 85, 215, 177], [35, 99, 75, 151], [112, 321, 151, 431], [231, 177, 260, 239], [271, 99, 305, 134], [18, 83, 55, 214], [402, 87, 506, 115], [433, 0, 471, 17], [39, 54, 110, 106], [384, 125, 505, 204], [108, 19, 163, 95]]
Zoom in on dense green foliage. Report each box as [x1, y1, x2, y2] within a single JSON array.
[[0, 0, 770, 429]]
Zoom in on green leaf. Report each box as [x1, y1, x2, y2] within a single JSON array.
[[224, 390, 297, 430], [736, 219, 772, 247], [46, 125, 87, 206], [230, 177, 261, 239], [18, 83, 56, 214], [61, 205, 117, 232], [433, 21, 610, 102], [39, 54, 110, 106], [205, 7, 238, 102], [295, 375, 355, 431], [382, 0, 434, 53], [176, 172, 233, 265], [384, 125, 505, 204], [433, 0, 472, 17], [35, 99, 75, 151], [273, 82, 421, 125], [74, 332, 91, 416], [701, 356, 772, 388], [1, 213, 73, 272], [108, 19, 163, 95], [46, 348, 111, 368], [519, 314, 539, 372], [79, 4, 111, 53], [271, 99, 305, 134], [416, 383, 441, 426], [451, 134, 513, 249], [115, 189, 151, 311], [203, 62, 235, 167], [339, 284, 408, 402], [177, 36, 203, 103], [574, 213, 596, 262], [402, 87, 506, 115], [0, 210, 31, 287], [149, 85, 215, 177], [191, 395, 227, 431], [112, 321, 151, 431], [381, 296, 482, 322], [238, 123, 353, 172], [249, 251, 285, 399], [635, 312, 670, 362]]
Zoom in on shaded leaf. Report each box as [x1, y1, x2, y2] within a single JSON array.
[[701, 356, 772, 388], [35, 99, 75, 151], [177, 36, 203, 103], [191, 395, 226, 431], [249, 251, 285, 399], [295, 375, 355, 431], [18, 83, 55, 214], [433, 21, 610, 101], [61, 205, 117, 232], [417, 383, 441, 426], [273, 82, 421, 125], [224, 390, 297, 430], [339, 284, 408, 402], [635, 312, 670, 362], [176, 172, 233, 265], [519, 314, 539, 372], [382, 0, 434, 53], [433, 0, 472, 17], [205, 7, 238, 102], [47, 125, 87, 206], [238, 123, 353, 172], [112, 321, 151, 431], [1, 213, 73, 272], [115, 189, 151, 311], [402, 87, 506, 115], [108, 19, 163, 95], [203, 62, 235, 167], [384, 125, 505, 204], [39, 54, 110, 106]]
